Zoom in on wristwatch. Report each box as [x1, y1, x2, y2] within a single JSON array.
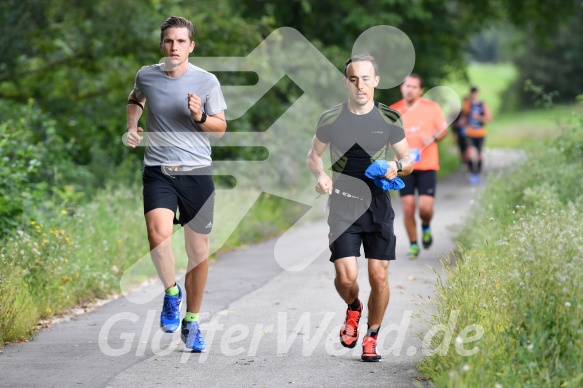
[[195, 111, 207, 124], [395, 161, 403, 172]]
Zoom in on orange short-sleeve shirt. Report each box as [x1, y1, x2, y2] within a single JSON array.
[[390, 98, 448, 171]]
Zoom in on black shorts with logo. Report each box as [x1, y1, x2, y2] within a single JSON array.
[[142, 166, 215, 234], [327, 191, 397, 261], [399, 170, 437, 197]]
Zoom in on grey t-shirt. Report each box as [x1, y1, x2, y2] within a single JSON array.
[[132, 63, 227, 167]]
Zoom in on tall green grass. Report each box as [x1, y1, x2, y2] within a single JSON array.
[[419, 114, 583, 386], [0, 185, 146, 344]]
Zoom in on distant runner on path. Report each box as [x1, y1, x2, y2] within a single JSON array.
[[462, 86, 493, 184]]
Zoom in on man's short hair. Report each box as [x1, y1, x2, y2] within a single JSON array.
[[405, 73, 424, 88], [344, 54, 379, 77], [160, 16, 195, 42], [470, 86, 478, 93]]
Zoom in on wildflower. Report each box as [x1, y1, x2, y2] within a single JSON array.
[[462, 364, 470, 372], [30, 220, 36, 225], [61, 209, 67, 215], [565, 302, 571, 308], [527, 344, 534, 351]]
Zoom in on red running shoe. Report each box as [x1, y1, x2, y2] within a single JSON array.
[[361, 335, 381, 362], [339, 300, 362, 348]]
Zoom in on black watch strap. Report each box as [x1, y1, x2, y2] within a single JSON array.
[[195, 111, 207, 124], [396, 161, 403, 172]]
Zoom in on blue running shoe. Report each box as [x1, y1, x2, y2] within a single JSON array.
[[469, 173, 482, 185], [160, 285, 182, 333], [181, 320, 206, 353]]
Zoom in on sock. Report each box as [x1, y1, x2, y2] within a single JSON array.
[[165, 283, 179, 296], [477, 160, 482, 174], [410, 241, 418, 247], [366, 326, 380, 339], [184, 312, 199, 322], [467, 160, 474, 173], [422, 223, 430, 232], [348, 297, 361, 311]]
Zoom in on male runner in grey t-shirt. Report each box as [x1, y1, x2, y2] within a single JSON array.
[[126, 16, 227, 353]]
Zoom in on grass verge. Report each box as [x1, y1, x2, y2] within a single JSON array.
[[418, 114, 583, 386]]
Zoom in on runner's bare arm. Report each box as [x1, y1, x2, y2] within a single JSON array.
[[307, 135, 333, 194], [391, 138, 413, 177], [126, 90, 146, 148], [197, 110, 227, 138]]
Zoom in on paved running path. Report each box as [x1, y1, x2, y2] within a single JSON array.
[[1, 149, 519, 387]]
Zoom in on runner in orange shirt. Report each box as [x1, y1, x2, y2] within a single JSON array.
[[390, 74, 448, 259]]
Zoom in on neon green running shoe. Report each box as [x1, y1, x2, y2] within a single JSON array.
[[422, 229, 433, 249], [408, 244, 420, 260]]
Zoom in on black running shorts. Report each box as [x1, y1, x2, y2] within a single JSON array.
[[327, 192, 397, 261], [469, 137, 485, 153], [399, 170, 437, 197], [142, 166, 215, 234]]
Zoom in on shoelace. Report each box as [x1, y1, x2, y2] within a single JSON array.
[[162, 297, 179, 319], [363, 337, 377, 354], [343, 311, 360, 336], [194, 326, 204, 343], [184, 323, 203, 343]]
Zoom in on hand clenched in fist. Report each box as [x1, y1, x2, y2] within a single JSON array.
[[188, 93, 203, 121]]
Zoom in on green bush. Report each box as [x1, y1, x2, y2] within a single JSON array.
[[0, 100, 94, 233], [419, 113, 583, 386]]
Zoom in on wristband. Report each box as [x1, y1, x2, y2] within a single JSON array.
[[127, 100, 144, 110]]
